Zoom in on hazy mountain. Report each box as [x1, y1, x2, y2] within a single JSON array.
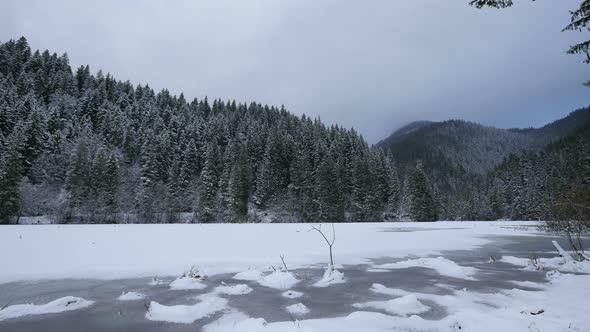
[[379, 107, 590, 175], [380, 121, 435, 146], [378, 107, 590, 219]]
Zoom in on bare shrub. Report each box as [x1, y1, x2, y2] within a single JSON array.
[[546, 186, 590, 261]]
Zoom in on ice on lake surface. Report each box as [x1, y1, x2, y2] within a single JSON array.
[[0, 222, 589, 331]]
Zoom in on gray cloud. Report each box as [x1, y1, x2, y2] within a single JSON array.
[[1, 0, 588, 143]]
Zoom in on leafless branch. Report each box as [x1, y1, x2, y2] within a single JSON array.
[[280, 254, 289, 273], [310, 223, 336, 268]]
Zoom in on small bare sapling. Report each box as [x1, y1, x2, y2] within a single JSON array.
[[310, 223, 336, 272]]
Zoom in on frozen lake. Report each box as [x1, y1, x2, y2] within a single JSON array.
[[0, 222, 589, 331]]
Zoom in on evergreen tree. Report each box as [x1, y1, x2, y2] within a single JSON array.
[[196, 142, 220, 222], [406, 162, 438, 221], [0, 125, 26, 223]]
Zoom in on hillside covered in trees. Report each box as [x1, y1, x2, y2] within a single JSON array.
[[0, 37, 409, 224], [1, 37, 588, 224], [379, 109, 590, 220], [469, 122, 590, 221]]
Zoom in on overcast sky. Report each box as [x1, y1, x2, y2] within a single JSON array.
[[1, 0, 588, 143]]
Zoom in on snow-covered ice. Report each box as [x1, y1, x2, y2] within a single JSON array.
[[0, 221, 538, 283], [204, 271, 590, 332], [371, 256, 478, 280], [285, 303, 310, 316], [1, 221, 588, 332], [0, 296, 94, 321], [117, 291, 145, 301], [352, 294, 429, 316], [145, 296, 227, 324]]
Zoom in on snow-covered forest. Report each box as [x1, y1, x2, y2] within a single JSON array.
[[0, 38, 411, 224], [1, 37, 589, 224]]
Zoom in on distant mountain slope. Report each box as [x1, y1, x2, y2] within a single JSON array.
[[378, 107, 590, 219], [380, 121, 435, 146], [510, 107, 590, 145], [379, 107, 590, 175], [474, 120, 590, 221]]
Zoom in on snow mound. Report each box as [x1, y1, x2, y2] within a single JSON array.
[[0, 296, 94, 321], [214, 284, 253, 295], [500, 255, 590, 273], [285, 303, 310, 316], [145, 296, 227, 324], [282, 290, 303, 299], [232, 269, 264, 281], [258, 271, 299, 289], [370, 283, 408, 297], [372, 257, 477, 280], [313, 268, 345, 287], [353, 294, 429, 317], [205, 312, 269, 332], [117, 291, 146, 301], [169, 276, 207, 290]]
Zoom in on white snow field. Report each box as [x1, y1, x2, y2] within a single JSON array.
[[0, 296, 94, 321], [2, 221, 590, 331], [0, 221, 538, 283]]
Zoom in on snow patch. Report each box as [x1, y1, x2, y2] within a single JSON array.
[[370, 283, 408, 297], [313, 268, 345, 287], [0, 296, 94, 321], [203, 272, 590, 331], [258, 271, 299, 289], [285, 303, 309, 316], [145, 296, 227, 324], [214, 284, 253, 295], [232, 269, 264, 281], [372, 257, 478, 280], [500, 255, 590, 273], [353, 294, 429, 317], [117, 291, 145, 301], [508, 280, 546, 289]]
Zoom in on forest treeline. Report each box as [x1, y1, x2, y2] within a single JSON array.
[[0, 37, 587, 224], [0, 37, 425, 224]]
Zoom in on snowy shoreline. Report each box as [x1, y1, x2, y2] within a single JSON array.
[[0, 221, 540, 284]]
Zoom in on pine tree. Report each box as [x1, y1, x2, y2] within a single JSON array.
[[196, 142, 220, 222], [384, 155, 401, 217], [406, 161, 438, 221], [226, 139, 250, 221], [316, 144, 345, 222], [0, 125, 26, 223]]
